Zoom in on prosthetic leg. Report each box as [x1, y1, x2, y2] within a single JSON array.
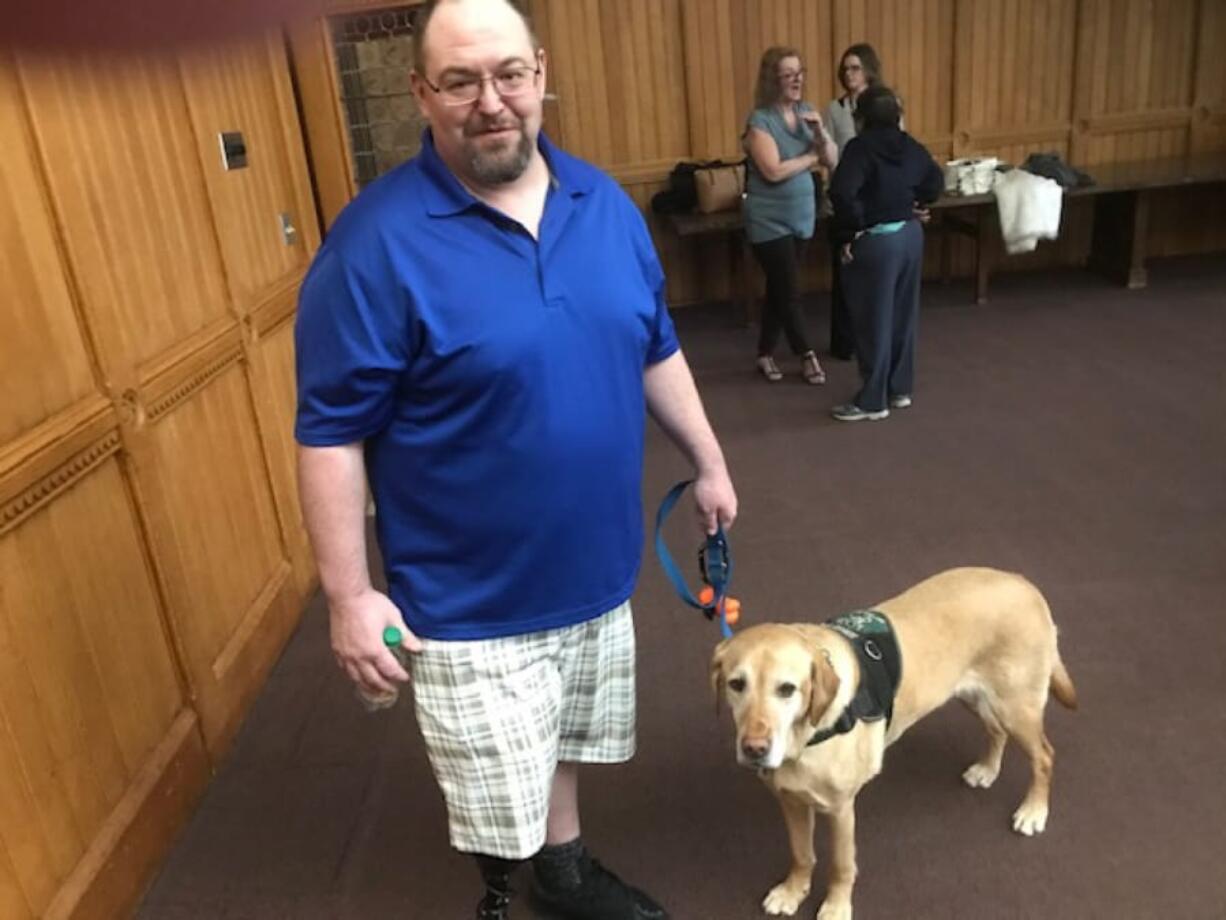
[[474, 854, 519, 920]]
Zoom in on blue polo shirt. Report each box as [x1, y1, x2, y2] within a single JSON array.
[[294, 130, 679, 640]]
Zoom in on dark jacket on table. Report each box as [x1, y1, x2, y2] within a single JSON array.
[[829, 126, 944, 243]]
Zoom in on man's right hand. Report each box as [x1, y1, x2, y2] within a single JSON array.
[[329, 589, 421, 697]]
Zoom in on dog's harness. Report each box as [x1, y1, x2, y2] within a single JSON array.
[[807, 610, 903, 747]]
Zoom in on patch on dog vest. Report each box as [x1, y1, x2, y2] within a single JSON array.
[[807, 609, 903, 747]]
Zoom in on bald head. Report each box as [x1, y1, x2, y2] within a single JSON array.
[[408, 0, 547, 190], [412, 0, 538, 76]]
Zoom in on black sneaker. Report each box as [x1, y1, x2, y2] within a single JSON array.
[[533, 853, 668, 920]]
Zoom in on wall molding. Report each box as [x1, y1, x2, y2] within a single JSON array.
[[42, 711, 210, 920], [915, 132, 957, 152], [211, 560, 292, 681], [958, 123, 1071, 147], [249, 270, 304, 339], [1200, 105, 1226, 128], [606, 157, 683, 186], [1078, 107, 1194, 136], [1, 427, 121, 537], [140, 324, 244, 426], [0, 395, 119, 537]]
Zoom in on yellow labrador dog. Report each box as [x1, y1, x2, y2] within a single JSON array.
[[709, 567, 1077, 920]]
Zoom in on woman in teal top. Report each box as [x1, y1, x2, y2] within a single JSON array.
[[743, 46, 838, 384]]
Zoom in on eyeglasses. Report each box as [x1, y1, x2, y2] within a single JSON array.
[[777, 68, 806, 82], [421, 63, 542, 106], [841, 63, 864, 73]]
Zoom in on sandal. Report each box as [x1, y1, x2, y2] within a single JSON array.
[[756, 356, 783, 382], [801, 351, 826, 385]]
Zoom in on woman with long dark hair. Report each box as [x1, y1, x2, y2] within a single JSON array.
[[742, 46, 838, 385], [823, 43, 883, 361]]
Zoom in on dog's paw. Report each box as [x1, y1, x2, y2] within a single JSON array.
[[763, 881, 808, 915], [962, 762, 1000, 788], [816, 898, 853, 920], [1011, 801, 1049, 836]]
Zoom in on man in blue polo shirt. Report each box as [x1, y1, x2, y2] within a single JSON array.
[[294, 1, 737, 918]]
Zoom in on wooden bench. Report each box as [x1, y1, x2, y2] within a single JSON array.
[[935, 152, 1226, 303], [665, 209, 757, 324], [665, 152, 1226, 311]]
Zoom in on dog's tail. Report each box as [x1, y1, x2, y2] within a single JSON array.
[[1049, 655, 1078, 710]]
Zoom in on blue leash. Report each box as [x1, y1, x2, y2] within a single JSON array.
[[653, 480, 735, 639]]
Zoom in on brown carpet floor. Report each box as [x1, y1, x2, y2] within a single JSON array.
[[137, 255, 1226, 920]]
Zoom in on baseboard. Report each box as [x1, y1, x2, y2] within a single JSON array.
[[43, 710, 211, 920]]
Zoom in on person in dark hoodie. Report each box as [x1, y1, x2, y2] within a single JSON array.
[[828, 84, 943, 421]]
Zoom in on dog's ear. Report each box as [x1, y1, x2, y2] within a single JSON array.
[[808, 650, 840, 724], [710, 639, 729, 718]]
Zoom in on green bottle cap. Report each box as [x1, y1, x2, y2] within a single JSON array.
[[383, 626, 403, 647]]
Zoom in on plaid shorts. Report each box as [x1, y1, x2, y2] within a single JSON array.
[[409, 602, 636, 859]]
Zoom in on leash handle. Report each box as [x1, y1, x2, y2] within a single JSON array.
[[653, 479, 735, 639], [653, 480, 704, 608]]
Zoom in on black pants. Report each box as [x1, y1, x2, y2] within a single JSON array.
[[828, 223, 856, 359], [839, 220, 924, 412], [751, 235, 812, 357]]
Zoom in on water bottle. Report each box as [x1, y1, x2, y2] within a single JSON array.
[[356, 625, 408, 712]]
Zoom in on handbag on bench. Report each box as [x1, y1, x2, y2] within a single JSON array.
[[693, 160, 747, 214]]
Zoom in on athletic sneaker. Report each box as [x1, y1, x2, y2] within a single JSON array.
[[831, 403, 889, 422]]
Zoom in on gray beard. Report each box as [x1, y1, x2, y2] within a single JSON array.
[[465, 129, 533, 185]]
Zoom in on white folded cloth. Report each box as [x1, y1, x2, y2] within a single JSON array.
[[993, 169, 1063, 254]]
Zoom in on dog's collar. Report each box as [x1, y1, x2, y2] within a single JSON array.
[[806, 610, 902, 747]]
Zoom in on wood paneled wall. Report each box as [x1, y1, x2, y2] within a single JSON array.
[[1, 32, 318, 919], [530, 0, 1226, 304]]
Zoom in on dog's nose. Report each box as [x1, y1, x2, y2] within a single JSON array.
[[741, 738, 770, 761]]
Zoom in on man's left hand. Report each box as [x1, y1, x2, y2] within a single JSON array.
[[693, 468, 738, 535]]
